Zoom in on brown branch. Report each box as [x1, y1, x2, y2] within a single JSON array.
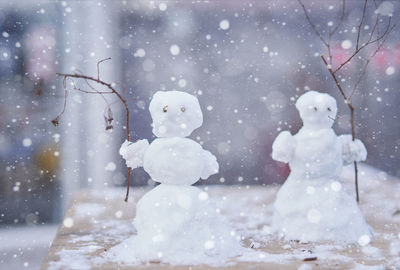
[[298, 0, 329, 48], [356, 0, 368, 51], [52, 77, 68, 126], [327, 0, 346, 64], [329, 0, 346, 37], [321, 56, 348, 101], [349, 24, 395, 99], [72, 88, 114, 94], [54, 62, 133, 202], [333, 16, 392, 73], [366, 14, 380, 46], [56, 73, 131, 139], [97, 57, 111, 80], [299, 0, 346, 64]]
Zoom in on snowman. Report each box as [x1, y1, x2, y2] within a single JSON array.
[[271, 91, 373, 244], [111, 90, 241, 265]]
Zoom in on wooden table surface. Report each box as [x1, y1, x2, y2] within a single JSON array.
[[41, 165, 400, 270]]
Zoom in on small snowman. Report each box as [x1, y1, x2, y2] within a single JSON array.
[[111, 91, 241, 265], [271, 91, 373, 244]]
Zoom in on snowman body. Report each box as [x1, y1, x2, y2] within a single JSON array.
[[114, 91, 241, 264], [291, 128, 342, 180], [272, 91, 372, 244], [143, 137, 211, 185]]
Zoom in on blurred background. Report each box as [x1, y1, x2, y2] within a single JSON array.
[[0, 0, 399, 268]]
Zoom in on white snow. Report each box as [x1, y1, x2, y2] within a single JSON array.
[[375, 1, 394, 16], [133, 48, 146, 57], [107, 184, 242, 265], [119, 139, 149, 169], [341, 40, 352, 49], [358, 234, 372, 246], [158, 2, 167, 11], [53, 133, 61, 143], [271, 91, 372, 243], [104, 162, 116, 171], [298, 263, 313, 270], [169, 44, 180, 55], [45, 165, 400, 268], [178, 78, 187, 87], [219, 19, 230, 30], [63, 217, 74, 228], [385, 66, 395, 75], [143, 137, 218, 185], [114, 90, 240, 264], [74, 203, 106, 219], [149, 90, 203, 137], [340, 135, 367, 165], [22, 138, 32, 147]]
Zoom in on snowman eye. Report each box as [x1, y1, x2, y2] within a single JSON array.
[[181, 107, 185, 112], [314, 107, 318, 112], [327, 107, 332, 111], [163, 105, 168, 113]]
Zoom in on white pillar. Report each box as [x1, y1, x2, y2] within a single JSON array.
[[60, 0, 121, 211]]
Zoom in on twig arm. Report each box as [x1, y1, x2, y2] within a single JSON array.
[[54, 69, 133, 202]]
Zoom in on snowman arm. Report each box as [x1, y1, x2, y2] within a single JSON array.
[[271, 131, 295, 163], [200, 150, 219, 180], [119, 139, 150, 169], [339, 135, 367, 165]]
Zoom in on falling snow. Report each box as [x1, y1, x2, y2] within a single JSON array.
[[219, 19, 230, 30]]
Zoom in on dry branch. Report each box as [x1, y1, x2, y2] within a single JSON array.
[[53, 58, 133, 202]]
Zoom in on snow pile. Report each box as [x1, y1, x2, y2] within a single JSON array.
[[271, 91, 373, 243], [109, 90, 242, 265], [45, 166, 400, 269], [108, 185, 242, 265]]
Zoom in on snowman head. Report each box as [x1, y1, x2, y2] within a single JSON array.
[[149, 91, 203, 137], [295, 91, 337, 129]]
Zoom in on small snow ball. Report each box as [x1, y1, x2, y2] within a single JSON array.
[[295, 91, 337, 129], [219, 19, 230, 30], [358, 234, 372, 246], [149, 91, 203, 137]]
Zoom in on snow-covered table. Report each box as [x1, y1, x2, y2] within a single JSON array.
[[41, 165, 400, 270]]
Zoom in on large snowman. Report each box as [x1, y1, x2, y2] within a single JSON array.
[[111, 90, 241, 265], [271, 91, 373, 244]]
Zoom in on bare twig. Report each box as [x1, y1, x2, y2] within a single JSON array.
[[97, 57, 111, 80], [350, 24, 396, 99], [53, 59, 133, 202], [52, 77, 68, 127], [328, 0, 346, 64], [356, 0, 368, 51], [321, 56, 348, 101], [329, 0, 346, 37], [334, 16, 392, 73], [298, 0, 329, 48]]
